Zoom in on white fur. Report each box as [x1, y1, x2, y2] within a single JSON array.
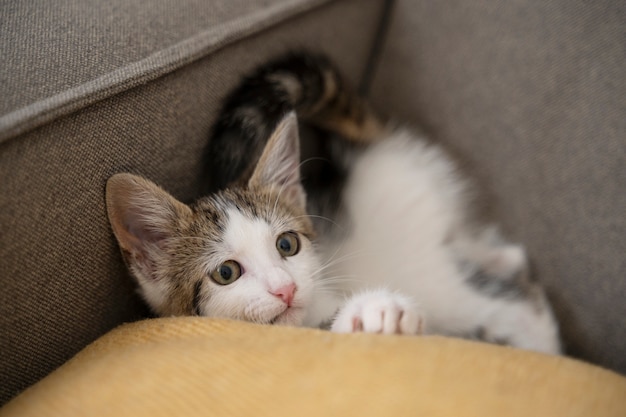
[[330, 289, 423, 335], [312, 129, 561, 354]]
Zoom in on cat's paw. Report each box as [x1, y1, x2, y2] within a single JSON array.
[[330, 289, 423, 335]]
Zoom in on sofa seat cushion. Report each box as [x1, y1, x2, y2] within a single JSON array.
[[2, 318, 625, 416]]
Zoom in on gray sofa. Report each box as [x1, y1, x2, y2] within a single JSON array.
[[1, 0, 624, 405]]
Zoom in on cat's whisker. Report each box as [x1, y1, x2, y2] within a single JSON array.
[[298, 156, 330, 169], [316, 273, 360, 282], [314, 276, 361, 287], [270, 174, 291, 222], [292, 214, 344, 231], [268, 156, 326, 222], [314, 240, 354, 268], [313, 275, 361, 292], [313, 249, 368, 277], [310, 287, 340, 295], [269, 157, 311, 222], [174, 236, 214, 242]]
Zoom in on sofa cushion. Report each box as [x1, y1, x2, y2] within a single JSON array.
[[370, 0, 626, 374], [2, 318, 626, 416], [0, 0, 387, 404], [1, 0, 337, 140]]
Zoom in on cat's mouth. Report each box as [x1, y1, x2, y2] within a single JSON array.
[[269, 306, 302, 325], [269, 315, 281, 325]]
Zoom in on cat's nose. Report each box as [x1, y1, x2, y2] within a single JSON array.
[[270, 283, 296, 307]]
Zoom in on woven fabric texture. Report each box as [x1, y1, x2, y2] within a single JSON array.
[[371, 0, 626, 373], [0, 0, 333, 141], [2, 317, 626, 417], [0, 0, 385, 404]]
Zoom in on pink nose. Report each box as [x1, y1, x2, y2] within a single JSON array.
[[270, 283, 296, 307]]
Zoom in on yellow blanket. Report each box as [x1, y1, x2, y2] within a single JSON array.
[[2, 317, 625, 416]]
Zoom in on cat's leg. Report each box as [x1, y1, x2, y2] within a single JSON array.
[[330, 289, 423, 335], [470, 292, 562, 354], [443, 229, 562, 353], [455, 243, 561, 354], [452, 227, 530, 281]]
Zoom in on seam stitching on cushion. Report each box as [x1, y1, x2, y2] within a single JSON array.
[[0, 0, 334, 144]]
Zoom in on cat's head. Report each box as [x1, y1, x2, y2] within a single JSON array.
[[106, 113, 319, 326]]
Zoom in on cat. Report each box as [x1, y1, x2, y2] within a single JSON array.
[[106, 52, 561, 354]]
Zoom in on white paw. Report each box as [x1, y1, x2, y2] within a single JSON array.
[[330, 290, 423, 335]]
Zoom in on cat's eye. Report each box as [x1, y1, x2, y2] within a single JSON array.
[[276, 232, 300, 257], [210, 260, 242, 285]]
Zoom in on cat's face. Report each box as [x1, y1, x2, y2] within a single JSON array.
[[106, 113, 319, 326], [183, 188, 318, 325]]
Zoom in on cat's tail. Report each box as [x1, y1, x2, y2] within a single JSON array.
[[206, 51, 386, 190]]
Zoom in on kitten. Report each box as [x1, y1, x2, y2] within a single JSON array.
[[106, 53, 561, 354]]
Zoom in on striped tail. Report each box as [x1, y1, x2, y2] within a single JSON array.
[[206, 51, 385, 190]]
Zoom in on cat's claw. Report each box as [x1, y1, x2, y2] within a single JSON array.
[[330, 290, 423, 335]]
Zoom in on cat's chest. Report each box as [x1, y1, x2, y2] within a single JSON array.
[[318, 133, 464, 292], [344, 135, 460, 240]]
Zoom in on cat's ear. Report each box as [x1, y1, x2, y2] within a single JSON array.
[[105, 173, 192, 280], [248, 112, 306, 209]]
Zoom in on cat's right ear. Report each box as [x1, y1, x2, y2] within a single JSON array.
[[105, 173, 192, 278]]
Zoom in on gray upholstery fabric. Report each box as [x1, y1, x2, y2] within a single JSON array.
[[371, 0, 626, 372], [0, 0, 385, 404], [0, 0, 334, 141]]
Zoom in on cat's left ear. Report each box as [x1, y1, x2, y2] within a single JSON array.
[[248, 112, 306, 209]]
